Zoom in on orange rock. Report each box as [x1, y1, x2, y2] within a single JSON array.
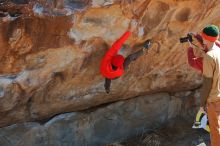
[[0, 0, 217, 127]]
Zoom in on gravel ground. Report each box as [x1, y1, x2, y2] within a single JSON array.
[[108, 117, 210, 146]]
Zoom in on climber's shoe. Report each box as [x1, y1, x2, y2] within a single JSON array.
[[143, 39, 152, 52], [105, 89, 110, 94]]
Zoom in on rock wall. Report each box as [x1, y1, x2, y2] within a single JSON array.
[[0, 92, 187, 146], [0, 0, 218, 129]]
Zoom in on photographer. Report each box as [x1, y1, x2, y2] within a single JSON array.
[[183, 25, 220, 146], [182, 32, 220, 73]]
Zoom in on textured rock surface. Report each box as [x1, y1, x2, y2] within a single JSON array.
[[0, 0, 212, 128], [0, 93, 180, 146], [0, 0, 216, 145], [0, 0, 217, 128]]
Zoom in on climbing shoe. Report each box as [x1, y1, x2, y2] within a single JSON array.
[[105, 88, 110, 94], [143, 39, 152, 52]]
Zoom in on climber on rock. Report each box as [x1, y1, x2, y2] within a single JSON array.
[[100, 20, 152, 94]]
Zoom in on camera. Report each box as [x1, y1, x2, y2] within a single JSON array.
[[180, 33, 193, 43]]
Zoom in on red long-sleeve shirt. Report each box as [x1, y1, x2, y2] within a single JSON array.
[[100, 31, 131, 79], [187, 47, 204, 72]]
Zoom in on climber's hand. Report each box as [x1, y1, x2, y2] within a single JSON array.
[[128, 19, 138, 32]]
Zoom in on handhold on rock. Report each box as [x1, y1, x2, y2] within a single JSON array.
[[52, 71, 65, 81], [9, 12, 22, 17]]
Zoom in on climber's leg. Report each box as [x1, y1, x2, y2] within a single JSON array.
[[123, 39, 151, 70], [104, 78, 111, 94]]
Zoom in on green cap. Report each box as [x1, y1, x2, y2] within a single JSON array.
[[203, 24, 219, 37]]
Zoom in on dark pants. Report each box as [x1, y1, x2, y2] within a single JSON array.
[[104, 48, 144, 93]]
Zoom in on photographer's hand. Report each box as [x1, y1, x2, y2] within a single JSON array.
[[200, 106, 207, 114], [192, 36, 201, 48], [187, 40, 193, 47]]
